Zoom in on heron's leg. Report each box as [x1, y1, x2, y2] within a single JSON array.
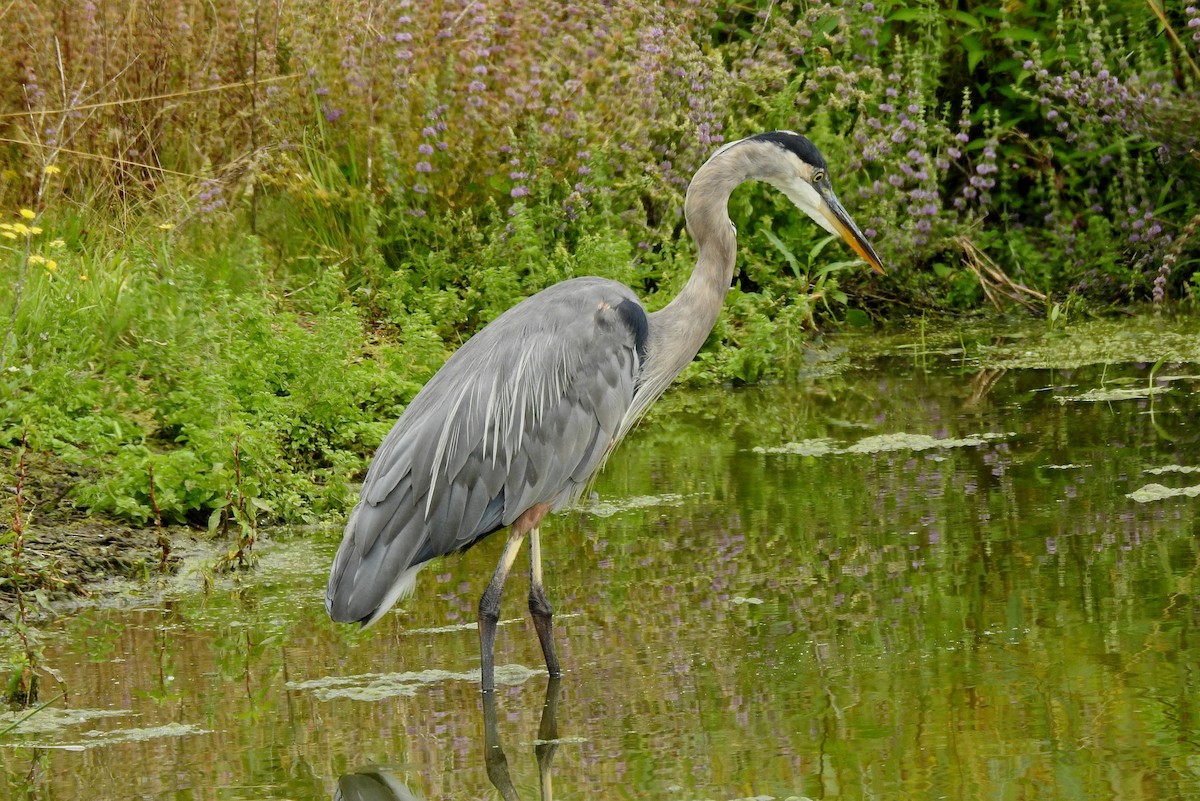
[[479, 529, 526, 694], [528, 527, 561, 677]]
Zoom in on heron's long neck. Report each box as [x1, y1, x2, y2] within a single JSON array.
[[641, 154, 744, 396]]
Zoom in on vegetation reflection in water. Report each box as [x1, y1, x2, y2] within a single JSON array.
[[3, 328, 1200, 801]]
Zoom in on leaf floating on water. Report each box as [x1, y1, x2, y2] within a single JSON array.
[[730, 596, 764, 605], [1041, 463, 1089, 470], [755, 432, 1010, 456], [1127, 483, 1200, 503], [1056, 385, 1168, 403], [1146, 465, 1200, 475]]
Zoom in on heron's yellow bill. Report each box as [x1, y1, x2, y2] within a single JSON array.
[[819, 195, 886, 274]]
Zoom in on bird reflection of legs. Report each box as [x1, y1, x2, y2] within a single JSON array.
[[483, 677, 563, 801]]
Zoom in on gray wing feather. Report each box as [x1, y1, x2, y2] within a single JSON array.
[[326, 277, 647, 623]]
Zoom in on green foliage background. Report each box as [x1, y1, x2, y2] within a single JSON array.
[[0, 0, 1197, 533]]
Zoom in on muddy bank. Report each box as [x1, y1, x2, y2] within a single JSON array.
[[1, 520, 186, 617], [1, 452, 186, 618], [0, 453, 327, 621]]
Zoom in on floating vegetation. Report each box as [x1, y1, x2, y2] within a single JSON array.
[[0, 706, 127, 737], [77, 722, 210, 746], [753, 438, 839, 457], [1146, 465, 1200, 475], [843, 432, 1009, 454], [974, 319, 1200, 370], [754, 432, 1011, 456], [400, 618, 521, 636], [2, 720, 209, 751], [1057, 386, 1169, 403], [287, 664, 542, 701], [587, 493, 689, 518], [1127, 483, 1200, 503]]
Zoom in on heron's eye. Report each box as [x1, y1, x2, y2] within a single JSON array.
[[811, 170, 826, 183]]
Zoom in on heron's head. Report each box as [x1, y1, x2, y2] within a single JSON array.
[[725, 130, 886, 274]]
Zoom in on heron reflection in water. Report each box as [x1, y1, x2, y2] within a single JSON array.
[[326, 131, 886, 691], [334, 678, 564, 801]]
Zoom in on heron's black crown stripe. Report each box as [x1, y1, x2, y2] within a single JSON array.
[[751, 131, 827, 170]]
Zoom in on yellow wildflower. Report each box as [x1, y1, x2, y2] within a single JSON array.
[[1, 232, 15, 240], [12, 223, 28, 236], [44, 165, 61, 175], [27, 254, 44, 265], [79, 274, 89, 282], [29, 226, 42, 235], [44, 259, 58, 272], [19, 208, 35, 220], [157, 222, 175, 231], [49, 238, 65, 249]]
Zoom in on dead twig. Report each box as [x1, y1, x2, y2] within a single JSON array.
[[956, 235, 1047, 312]]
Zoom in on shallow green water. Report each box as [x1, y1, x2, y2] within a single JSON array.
[[4, 321, 1200, 800]]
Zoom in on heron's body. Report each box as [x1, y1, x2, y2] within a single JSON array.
[[327, 131, 885, 691], [327, 277, 648, 626]]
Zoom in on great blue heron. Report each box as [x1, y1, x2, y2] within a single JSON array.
[[326, 131, 885, 692]]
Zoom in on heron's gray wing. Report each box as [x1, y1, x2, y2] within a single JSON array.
[[326, 277, 648, 624]]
